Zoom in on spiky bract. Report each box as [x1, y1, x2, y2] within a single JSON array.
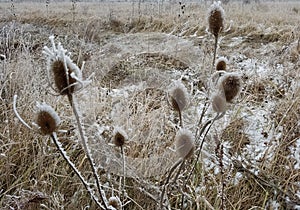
[[43, 35, 83, 95]]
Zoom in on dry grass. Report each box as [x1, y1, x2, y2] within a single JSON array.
[[0, 1, 299, 209]]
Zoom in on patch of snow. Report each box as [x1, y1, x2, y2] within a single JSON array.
[[289, 138, 300, 170]]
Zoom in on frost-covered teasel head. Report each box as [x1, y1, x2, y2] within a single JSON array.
[[43, 35, 90, 95], [168, 80, 189, 112], [175, 129, 195, 159], [207, 1, 225, 37], [113, 127, 128, 147], [215, 56, 228, 71], [217, 72, 242, 103], [108, 196, 121, 210], [35, 102, 61, 135]]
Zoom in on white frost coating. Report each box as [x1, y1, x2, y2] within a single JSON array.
[[113, 126, 128, 141], [42, 35, 91, 92], [13, 95, 33, 130], [51, 132, 105, 209], [290, 138, 300, 169], [36, 102, 61, 127], [207, 1, 225, 24], [168, 80, 190, 111]]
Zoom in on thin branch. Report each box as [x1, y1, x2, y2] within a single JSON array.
[[160, 158, 183, 209], [13, 95, 33, 130]]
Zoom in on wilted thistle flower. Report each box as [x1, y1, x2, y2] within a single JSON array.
[[113, 127, 128, 147], [215, 57, 228, 71], [108, 196, 121, 209], [207, 1, 225, 37], [175, 129, 195, 159], [35, 102, 60, 135], [218, 73, 242, 103], [168, 81, 189, 112], [211, 92, 227, 113], [43, 35, 88, 95]]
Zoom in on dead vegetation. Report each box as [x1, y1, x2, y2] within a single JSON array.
[[0, 1, 299, 209]]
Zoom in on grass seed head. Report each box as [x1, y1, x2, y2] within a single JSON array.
[[169, 81, 189, 112], [218, 73, 242, 102], [207, 2, 225, 37], [175, 129, 195, 159], [35, 102, 60, 135]]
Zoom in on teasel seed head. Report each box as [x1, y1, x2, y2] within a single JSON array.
[[207, 2, 225, 37], [169, 81, 189, 112], [113, 127, 128, 147], [211, 92, 227, 113], [175, 129, 195, 159], [108, 196, 121, 210], [218, 73, 242, 103], [51, 60, 79, 95], [35, 102, 60, 135], [43, 35, 84, 95], [215, 57, 228, 71]]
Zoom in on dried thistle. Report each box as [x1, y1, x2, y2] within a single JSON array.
[[216, 57, 228, 71], [50, 60, 78, 95], [113, 127, 128, 147], [207, 2, 225, 37], [207, 1, 225, 70], [218, 73, 242, 102], [169, 81, 189, 112], [35, 102, 60, 135], [175, 129, 195, 159], [43, 35, 90, 95], [108, 196, 121, 210]]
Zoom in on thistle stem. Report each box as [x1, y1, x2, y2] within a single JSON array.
[[50, 133, 104, 209], [212, 35, 219, 73], [160, 158, 183, 209], [121, 145, 126, 210], [67, 93, 108, 209]]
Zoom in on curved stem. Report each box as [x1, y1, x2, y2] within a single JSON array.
[[50, 133, 104, 209], [186, 112, 225, 187], [160, 158, 183, 209], [67, 93, 108, 209], [13, 95, 33, 130]]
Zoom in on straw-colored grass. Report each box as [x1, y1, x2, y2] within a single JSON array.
[[0, 1, 299, 209]]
